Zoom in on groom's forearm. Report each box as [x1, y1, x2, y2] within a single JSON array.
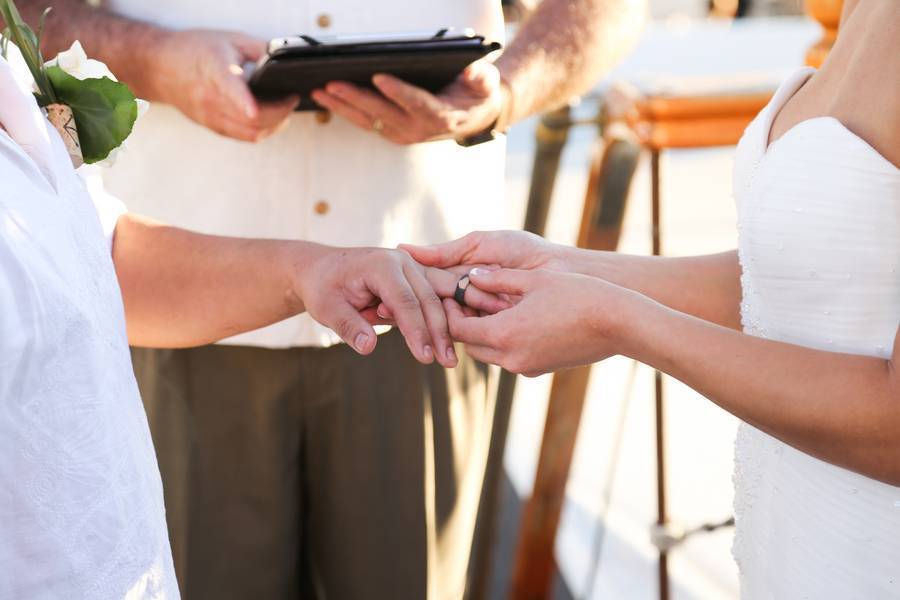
[[13, 0, 168, 100], [112, 213, 308, 348]]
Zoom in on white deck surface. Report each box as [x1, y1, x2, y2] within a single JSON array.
[[500, 12, 820, 599]]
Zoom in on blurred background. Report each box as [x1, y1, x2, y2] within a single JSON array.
[[483, 0, 825, 598]]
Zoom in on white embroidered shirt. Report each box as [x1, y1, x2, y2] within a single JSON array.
[[0, 53, 178, 599]]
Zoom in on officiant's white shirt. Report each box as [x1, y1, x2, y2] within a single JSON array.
[[103, 0, 510, 349], [0, 53, 178, 599]]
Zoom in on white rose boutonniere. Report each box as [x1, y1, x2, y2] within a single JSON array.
[[48, 39, 116, 81], [1, 0, 146, 167], [44, 40, 149, 166]]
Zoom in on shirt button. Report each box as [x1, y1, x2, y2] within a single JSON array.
[[315, 110, 331, 124], [314, 200, 330, 215], [316, 14, 332, 28]]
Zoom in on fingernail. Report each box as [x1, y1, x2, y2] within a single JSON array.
[[446, 346, 457, 362], [423, 345, 434, 361], [470, 268, 489, 277], [354, 333, 370, 352]]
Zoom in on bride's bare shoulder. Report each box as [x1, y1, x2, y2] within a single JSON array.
[[769, 1, 899, 168], [829, 1, 900, 168]]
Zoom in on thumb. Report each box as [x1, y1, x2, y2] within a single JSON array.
[[319, 302, 378, 355], [399, 233, 477, 268], [398, 243, 441, 266], [218, 33, 265, 120], [229, 32, 267, 63], [468, 268, 534, 296], [218, 66, 259, 120], [461, 61, 496, 96]]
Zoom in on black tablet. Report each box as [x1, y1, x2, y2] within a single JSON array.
[[248, 29, 502, 111]]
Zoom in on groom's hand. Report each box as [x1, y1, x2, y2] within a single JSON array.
[[151, 29, 299, 142], [292, 246, 450, 365]]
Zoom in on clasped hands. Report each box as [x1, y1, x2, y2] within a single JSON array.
[[299, 231, 641, 377]]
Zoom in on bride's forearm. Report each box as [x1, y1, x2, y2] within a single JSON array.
[[565, 247, 743, 329], [618, 297, 900, 485]]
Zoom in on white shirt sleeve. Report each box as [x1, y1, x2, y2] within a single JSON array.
[[78, 164, 128, 252]]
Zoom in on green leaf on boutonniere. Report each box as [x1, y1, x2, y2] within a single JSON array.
[[45, 64, 137, 164], [0, 0, 56, 102]]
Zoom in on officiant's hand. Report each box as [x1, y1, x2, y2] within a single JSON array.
[[310, 60, 505, 144], [152, 29, 299, 142], [293, 246, 509, 367], [442, 268, 638, 376]]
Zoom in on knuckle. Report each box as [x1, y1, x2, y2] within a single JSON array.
[[396, 289, 421, 310], [503, 357, 525, 375], [382, 248, 404, 263], [422, 293, 444, 310], [333, 316, 357, 340], [192, 85, 210, 105], [433, 112, 454, 131], [494, 329, 512, 350], [352, 115, 371, 129]]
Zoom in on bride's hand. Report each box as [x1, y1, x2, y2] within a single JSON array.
[[443, 268, 642, 376], [366, 264, 513, 324], [293, 246, 510, 367], [400, 230, 573, 273]]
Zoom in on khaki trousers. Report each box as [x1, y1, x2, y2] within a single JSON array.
[[132, 330, 496, 600]]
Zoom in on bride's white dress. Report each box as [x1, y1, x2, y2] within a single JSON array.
[[732, 67, 900, 598], [0, 56, 177, 597]]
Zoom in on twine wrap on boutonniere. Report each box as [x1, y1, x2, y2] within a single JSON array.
[[45, 102, 81, 166], [1, 0, 146, 168]]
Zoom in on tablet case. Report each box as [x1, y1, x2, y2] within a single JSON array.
[[248, 30, 502, 111]]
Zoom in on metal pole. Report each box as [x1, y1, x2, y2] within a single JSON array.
[[468, 104, 574, 600], [650, 150, 670, 600], [468, 371, 519, 600], [523, 106, 573, 234]]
